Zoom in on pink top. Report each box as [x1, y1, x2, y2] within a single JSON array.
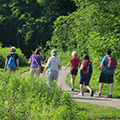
[[82, 60, 92, 74], [70, 57, 80, 69]]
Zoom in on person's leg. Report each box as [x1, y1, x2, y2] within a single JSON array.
[[78, 84, 84, 96], [85, 74, 94, 97], [78, 74, 84, 96], [99, 82, 104, 93], [108, 74, 113, 98], [30, 68, 35, 75], [86, 86, 92, 91], [80, 84, 83, 93], [72, 75, 76, 84], [109, 83, 113, 94]]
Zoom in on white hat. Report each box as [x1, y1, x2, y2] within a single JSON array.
[[11, 46, 16, 51]]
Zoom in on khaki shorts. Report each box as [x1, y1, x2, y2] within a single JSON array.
[[30, 68, 41, 76]]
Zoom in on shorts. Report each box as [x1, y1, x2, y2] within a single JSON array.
[[99, 73, 113, 84], [30, 68, 40, 76], [79, 73, 91, 86], [7, 66, 16, 72], [70, 69, 78, 76], [47, 70, 58, 82]]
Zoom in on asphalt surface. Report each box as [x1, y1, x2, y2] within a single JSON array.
[[22, 67, 120, 109]]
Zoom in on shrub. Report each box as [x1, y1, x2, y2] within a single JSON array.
[[0, 45, 28, 68]]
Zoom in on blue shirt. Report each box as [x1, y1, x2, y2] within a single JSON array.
[[101, 55, 117, 75]]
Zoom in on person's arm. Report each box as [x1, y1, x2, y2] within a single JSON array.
[[43, 66, 49, 74], [80, 64, 84, 71], [16, 59, 19, 71], [41, 56, 49, 64], [4, 58, 8, 72], [115, 64, 118, 69], [100, 63, 103, 71], [29, 58, 31, 64], [64, 62, 71, 70]]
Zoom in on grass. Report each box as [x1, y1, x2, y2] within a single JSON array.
[[76, 101, 120, 120], [0, 66, 30, 74], [0, 66, 120, 119]]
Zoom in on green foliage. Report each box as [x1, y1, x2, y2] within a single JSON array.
[[47, 0, 120, 61], [0, 72, 86, 119], [0, 46, 28, 68], [0, 0, 76, 57]]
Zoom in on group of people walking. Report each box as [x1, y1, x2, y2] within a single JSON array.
[[4, 47, 118, 98]]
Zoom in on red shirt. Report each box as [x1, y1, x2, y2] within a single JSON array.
[[70, 57, 80, 69], [81, 60, 92, 74]]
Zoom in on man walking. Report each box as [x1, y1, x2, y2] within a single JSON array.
[[97, 49, 118, 98]]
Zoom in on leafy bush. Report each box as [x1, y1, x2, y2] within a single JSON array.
[[0, 45, 28, 68], [0, 72, 86, 119]]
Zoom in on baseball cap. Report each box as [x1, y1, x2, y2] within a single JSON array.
[[51, 49, 56, 53]]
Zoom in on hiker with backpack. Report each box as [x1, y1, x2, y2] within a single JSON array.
[[29, 48, 49, 76], [79, 54, 94, 97], [96, 49, 118, 98], [4, 46, 19, 72], [64, 51, 80, 91]]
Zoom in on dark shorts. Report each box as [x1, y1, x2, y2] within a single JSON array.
[[79, 74, 91, 86], [70, 69, 78, 76], [99, 73, 113, 84]]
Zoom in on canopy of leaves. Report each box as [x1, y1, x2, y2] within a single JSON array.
[[47, 0, 120, 63], [0, 0, 76, 57]]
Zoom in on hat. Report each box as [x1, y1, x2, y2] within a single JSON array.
[[11, 46, 16, 51], [51, 49, 57, 55], [106, 49, 111, 55]]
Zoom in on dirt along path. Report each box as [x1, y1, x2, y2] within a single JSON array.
[[22, 67, 120, 109]]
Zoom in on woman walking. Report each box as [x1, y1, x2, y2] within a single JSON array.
[[29, 48, 48, 76]]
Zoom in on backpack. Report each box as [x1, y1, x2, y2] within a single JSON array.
[[86, 65, 93, 74], [107, 56, 116, 70], [85, 61, 93, 74], [7, 53, 16, 68]]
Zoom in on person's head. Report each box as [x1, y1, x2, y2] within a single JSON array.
[[106, 49, 111, 55], [83, 54, 89, 60], [72, 51, 77, 57], [51, 49, 57, 56], [35, 48, 41, 54], [10, 46, 16, 52]]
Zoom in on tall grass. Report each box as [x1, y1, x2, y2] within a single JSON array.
[[0, 72, 86, 119]]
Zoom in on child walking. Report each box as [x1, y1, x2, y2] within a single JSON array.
[[64, 51, 80, 91]]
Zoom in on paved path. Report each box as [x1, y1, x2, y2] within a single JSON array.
[[22, 67, 120, 109]]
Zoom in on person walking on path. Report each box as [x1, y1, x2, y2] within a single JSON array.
[[4, 46, 19, 72], [29, 48, 48, 76], [79, 54, 93, 97], [43, 49, 62, 89], [96, 49, 118, 98], [64, 51, 80, 91]]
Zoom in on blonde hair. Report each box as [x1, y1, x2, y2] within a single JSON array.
[[72, 51, 77, 57]]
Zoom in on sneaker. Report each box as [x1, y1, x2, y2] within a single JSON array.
[[71, 87, 74, 91], [90, 90, 94, 97], [107, 94, 112, 98], [96, 91, 101, 96], [78, 92, 84, 96]]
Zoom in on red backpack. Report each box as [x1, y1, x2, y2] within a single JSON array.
[[107, 56, 116, 70]]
